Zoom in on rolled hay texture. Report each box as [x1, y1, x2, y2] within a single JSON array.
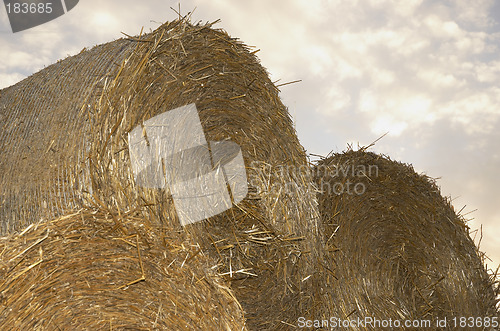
[[0, 208, 246, 330], [314, 150, 500, 329], [0, 19, 326, 328]]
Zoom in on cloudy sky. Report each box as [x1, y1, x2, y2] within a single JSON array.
[[1, 0, 499, 270]]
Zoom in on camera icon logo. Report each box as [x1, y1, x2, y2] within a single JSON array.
[[128, 104, 248, 226]]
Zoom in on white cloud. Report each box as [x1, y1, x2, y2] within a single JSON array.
[[453, 0, 496, 28], [454, 32, 487, 54], [358, 88, 434, 135], [372, 115, 408, 136], [88, 12, 121, 37], [475, 61, 500, 82], [441, 88, 500, 134], [304, 45, 336, 77], [0, 72, 25, 88], [369, 0, 424, 17], [325, 86, 352, 113], [370, 67, 395, 86], [424, 15, 463, 38], [417, 69, 464, 88], [400, 95, 432, 117], [330, 54, 364, 80], [359, 89, 378, 113], [283, 1, 500, 141]]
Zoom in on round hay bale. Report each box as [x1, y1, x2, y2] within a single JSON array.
[[313, 150, 499, 329], [0, 208, 246, 330], [0, 19, 326, 328]]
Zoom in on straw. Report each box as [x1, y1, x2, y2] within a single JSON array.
[[313, 149, 500, 328]]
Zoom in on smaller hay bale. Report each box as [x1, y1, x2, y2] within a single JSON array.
[[314, 150, 499, 329], [0, 209, 246, 330]]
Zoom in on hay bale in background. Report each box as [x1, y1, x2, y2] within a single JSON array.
[[314, 150, 499, 329], [0, 209, 246, 330], [0, 18, 326, 328]]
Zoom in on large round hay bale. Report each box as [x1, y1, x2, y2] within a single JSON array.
[[0, 208, 246, 330], [314, 150, 499, 329], [0, 19, 325, 328]]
